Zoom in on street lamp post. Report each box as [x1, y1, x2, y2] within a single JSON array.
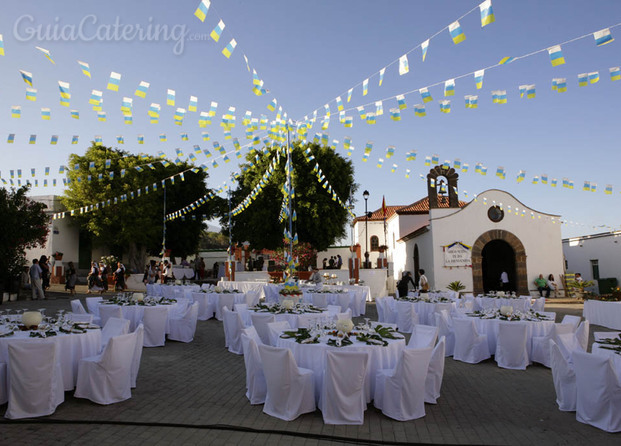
[[363, 190, 370, 269]]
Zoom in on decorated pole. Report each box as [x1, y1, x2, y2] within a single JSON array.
[[161, 184, 167, 258]]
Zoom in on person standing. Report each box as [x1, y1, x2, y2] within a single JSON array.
[[87, 261, 100, 294], [397, 271, 416, 298], [29, 259, 45, 300], [535, 274, 550, 298], [418, 269, 429, 292], [99, 262, 109, 294], [322, 258, 327, 269], [500, 271, 509, 291], [65, 261, 77, 295], [39, 255, 50, 295], [336, 255, 343, 269], [113, 262, 125, 291]]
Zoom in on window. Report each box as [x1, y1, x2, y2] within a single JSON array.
[[487, 205, 504, 223], [590, 259, 600, 280], [370, 236, 380, 251]]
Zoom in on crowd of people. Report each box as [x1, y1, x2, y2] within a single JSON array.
[[86, 261, 127, 294], [321, 255, 343, 270]]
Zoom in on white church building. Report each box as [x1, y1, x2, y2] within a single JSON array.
[[353, 166, 565, 295]]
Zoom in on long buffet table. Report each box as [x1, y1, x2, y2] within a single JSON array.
[[583, 300, 621, 329]]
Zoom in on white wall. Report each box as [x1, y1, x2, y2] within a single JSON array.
[[315, 246, 351, 269], [563, 232, 621, 287], [354, 219, 387, 265]]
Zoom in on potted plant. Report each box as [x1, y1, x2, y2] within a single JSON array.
[[568, 280, 595, 300], [447, 280, 466, 298]]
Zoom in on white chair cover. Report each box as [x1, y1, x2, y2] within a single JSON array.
[[408, 324, 439, 349], [250, 312, 275, 345], [561, 315, 581, 332], [241, 333, 267, 404], [374, 346, 433, 421], [337, 293, 350, 312], [71, 299, 88, 314], [67, 313, 94, 324], [326, 305, 341, 316], [74, 331, 137, 405], [241, 326, 263, 345], [434, 311, 455, 356], [99, 305, 123, 328], [531, 323, 574, 368], [311, 294, 328, 309], [395, 301, 419, 334], [573, 350, 621, 432], [143, 306, 169, 347], [383, 297, 398, 324], [222, 307, 244, 355], [258, 344, 315, 421], [267, 321, 292, 346], [216, 294, 236, 321], [531, 297, 545, 312], [425, 336, 446, 404], [167, 302, 199, 343], [375, 297, 386, 322], [245, 290, 261, 308], [192, 292, 215, 321], [453, 318, 491, 364], [575, 320, 589, 352], [234, 303, 252, 328], [5, 340, 64, 419], [85, 297, 103, 317], [556, 332, 584, 363], [131, 324, 144, 388], [101, 317, 131, 350], [320, 350, 370, 425], [0, 363, 6, 405], [550, 340, 576, 411], [336, 309, 353, 320], [495, 322, 530, 370]]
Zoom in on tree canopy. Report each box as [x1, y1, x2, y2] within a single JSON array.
[[61, 143, 224, 270], [0, 185, 49, 291], [224, 142, 357, 251]]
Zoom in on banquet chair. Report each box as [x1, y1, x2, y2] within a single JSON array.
[[216, 294, 236, 321], [495, 322, 530, 370], [85, 297, 104, 318], [245, 290, 261, 308], [71, 299, 88, 314], [560, 315, 581, 332], [374, 346, 433, 421], [395, 301, 419, 334], [234, 303, 252, 328], [192, 292, 213, 321], [531, 323, 574, 368], [167, 302, 199, 343], [241, 333, 267, 404], [383, 297, 398, 324], [267, 321, 292, 346], [250, 312, 275, 345], [201, 283, 211, 291], [101, 317, 131, 350], [573, 350, 621, 432], [425, 336, 447, 404], [556, 332, 584, 363], [0, 363, 6, 405], [335, 309, 353, 320], [550, 340, 577, 412], [67, 313, 94, 324], [241, 326, 263, 346], [311, 293, 328, 309], [336, 293, 351, 313], [297, 313, 319, 329], [222, 307, 244, 355], [574, 320, 590, 352], [326, 305, 342, 317], [320, 350, 370, 425], [5, 340, 64, 419], [130, 324, 144, 388], [375, 297, 386, 322], [531, 297, 546, 312], [434, 303, 454, 324], [99, 305, 124, 328], [408, 324, 439, 349], [258, 344, 315, 421], [75, 331, 137, 405], [142, 306, 169, 347], [452, 318, 491, 364], [161, 286, 176, 300], [434, 311, 455, 356]]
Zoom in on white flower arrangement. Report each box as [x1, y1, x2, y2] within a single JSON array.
[[335, 318, 354, 335], [282, 299, 295, 310], [500, 305, 513, 316], [132, 293, 145, 302], [214, 286, 223, 293]]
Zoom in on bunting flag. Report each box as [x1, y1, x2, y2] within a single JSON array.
[[121, 97, 133, 114], [188, 96, 198, 112], [71, 110, 80, 119], [541, 174, 549, 184], [336, 96, 344, 111], [420, 87, 432, 103], [35, 46, 55, 64], [376, 158, 384, 168], [71, 135, 79, 144], [50, 135, 58, 145], [0, 34, 4, 56], [449, 21, 466, 44], [7, 134, 15, 143], [362, 78, 369, 96], [347, 88, 353, 102], [439, 100, 451, 113], [453, 159, 461, 169], [94, 135, 103, 145], [498, 56, 514, 65], [465, 95, 478, 108], [492, 90, 507, 104], [194, 0, 211, 22], [378, 67, 386, 86], [137, 135, 144, 144], [97, 111, 107, 121], [398, 54, 409, 75], [159, 134, 167, 142], [479, 0, 495, 27], [267, 98, 277, 111], [210, 19, 225, 42], [107, 72, 121, 91], [496, 167, 506, 179], [89, 89, 103, 106], [41, 108, 51, 120], [19, 70, 33, 86], [11, 106, 21, 118], [605, 184, 613, 195], [526, 85, 536, 99], [386, 146, 395, 158], [594, 28, 614, 46], [116, 136, 124, 144], [135, 81, 149, 98], [222, 39, 237, 58], [77, 60, 91, 77], [202, 131, 210, 141], [421, 39, 429, 61], [578, 73, 588, 87], [610, 67, 621, 81], [474, 69, 485, 89], [396, 94, 407, 110], [375, 100, 383, 116], [547, 45, 565, 67], [414, 104, 426, 117], [444, 79, 455, 96], [552, 78, 567, 92], [167, 89, 175, 106], [29, 134, 36, 144], [551, 178, 558, 187], [389, 109, 401, 121], [588, 72, 600, 84], [26, 88, 37, 101]]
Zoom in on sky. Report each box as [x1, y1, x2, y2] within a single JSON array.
[[1, 0, 621, 240]]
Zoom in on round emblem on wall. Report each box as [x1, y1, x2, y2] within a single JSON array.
[[487, 205, 504, 223]]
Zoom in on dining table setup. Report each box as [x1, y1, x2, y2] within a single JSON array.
[[97, 293, 183, 332]]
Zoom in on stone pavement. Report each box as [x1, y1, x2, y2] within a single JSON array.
[[0, 291, 618, 445]]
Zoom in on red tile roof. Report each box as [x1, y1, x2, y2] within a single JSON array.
[[354, 196, 467, 222], [353, 205, 405, 223]]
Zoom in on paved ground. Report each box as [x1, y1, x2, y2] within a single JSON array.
[[0, 288, 618, 445]]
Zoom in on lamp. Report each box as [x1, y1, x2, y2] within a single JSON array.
[[363, 190, 370, 269]]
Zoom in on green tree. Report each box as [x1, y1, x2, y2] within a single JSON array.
[[0, 185, 49, 292], [61, 143, 223, 271], [224, 142, 357, 251]]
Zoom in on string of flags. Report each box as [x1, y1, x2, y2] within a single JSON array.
[[165, 191, 216, 222]]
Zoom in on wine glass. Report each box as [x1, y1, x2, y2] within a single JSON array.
[[38, 308, 46, 317]]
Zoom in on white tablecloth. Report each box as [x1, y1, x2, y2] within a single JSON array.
[[250, 310, 328, 330], [413, 301, 456, 325], [591, 339, 621, 372], [172, 266, 194, 279], [0, 328, 101, 391], [474, 296, 532, 312], [98, 302, 183, 333], [456, 315, 555, 356], [583, 300, 621, 329], [218, 280, 267, 299], [303, 291, 364, 316], [276, 332, 405, 402]]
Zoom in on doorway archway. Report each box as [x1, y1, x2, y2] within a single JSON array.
[[471, 230, 528, 295], [481, 240, 515, 293]]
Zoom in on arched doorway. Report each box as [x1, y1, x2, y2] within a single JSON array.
[[413, 244, 420, 287], [471, 230, 528, 295], [481, 240, 515, 293]]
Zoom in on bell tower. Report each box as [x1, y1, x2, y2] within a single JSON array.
[[427, 165, 459, 208]]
